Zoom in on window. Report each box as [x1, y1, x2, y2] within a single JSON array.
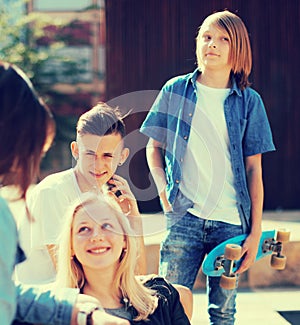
[[39, 46, 93, 83]]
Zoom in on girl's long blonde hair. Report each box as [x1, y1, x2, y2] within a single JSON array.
[[196, 10, 252, 90], [56, 192, 157, 321]]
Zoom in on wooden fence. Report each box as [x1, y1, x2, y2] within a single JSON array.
[[105, 0, 300, 211]]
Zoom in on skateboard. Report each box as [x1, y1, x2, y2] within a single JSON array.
[[202, 229, 290, 289]]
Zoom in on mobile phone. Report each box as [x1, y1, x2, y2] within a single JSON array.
[[107, 178, 122, 197]]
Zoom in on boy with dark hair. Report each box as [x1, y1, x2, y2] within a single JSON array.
[[16, 102, 146, 284]]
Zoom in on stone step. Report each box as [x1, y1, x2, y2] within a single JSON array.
[[142, 211, 300, 289]]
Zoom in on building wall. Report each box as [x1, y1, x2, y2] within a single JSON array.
[[28, 0, 106, 116], [28, 0, 106, 173]]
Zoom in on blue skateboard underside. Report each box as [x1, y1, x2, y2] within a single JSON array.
[[202, 230, 276, 277]]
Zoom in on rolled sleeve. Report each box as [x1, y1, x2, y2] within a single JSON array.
[[16, 284, 78, 324], [243, 92, 276, 156]]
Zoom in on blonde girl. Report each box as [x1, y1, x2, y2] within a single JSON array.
[[56, 193, 190, 324]]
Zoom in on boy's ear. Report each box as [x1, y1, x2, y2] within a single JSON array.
[[120, 147, 130, 165], [70, 141, 79, 160]]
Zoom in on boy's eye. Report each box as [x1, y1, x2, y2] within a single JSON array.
[[86, 152, 96, 157]]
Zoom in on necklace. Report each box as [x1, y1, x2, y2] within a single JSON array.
[[120, 288, 132, 311]]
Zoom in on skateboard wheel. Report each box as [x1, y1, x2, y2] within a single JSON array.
[[220, 273, 237, 290], [271, 254, 287, 270], [276, 229, 290, 243], [224, 244, 242, 260]]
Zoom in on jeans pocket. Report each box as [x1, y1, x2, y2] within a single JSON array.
[[172, 189, 193, 213]]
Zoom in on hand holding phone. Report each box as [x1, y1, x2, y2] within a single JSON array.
[[107, 177, 122, 197]]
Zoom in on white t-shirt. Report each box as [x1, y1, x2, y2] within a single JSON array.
[[179, 82, 241, 225], [14, 169, 82, 284]]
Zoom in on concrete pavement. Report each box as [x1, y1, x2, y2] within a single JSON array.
[[191, 287, 300, 324]]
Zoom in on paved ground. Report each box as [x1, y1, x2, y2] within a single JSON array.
[[191, 287, 300, 325]]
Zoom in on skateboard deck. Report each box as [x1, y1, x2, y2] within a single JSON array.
[[202, 229, 279, 277]]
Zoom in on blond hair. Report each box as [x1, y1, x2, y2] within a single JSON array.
[[56, 192, 157, 321], [196, 10, 252, 90]]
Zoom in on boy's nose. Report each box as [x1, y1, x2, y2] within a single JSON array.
[[93, 158, 105, 170], [208, 39, 217, 48]]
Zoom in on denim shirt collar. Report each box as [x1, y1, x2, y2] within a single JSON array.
[[188, 68, 242, 97]]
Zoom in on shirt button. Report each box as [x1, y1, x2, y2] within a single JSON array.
[[176, 180, 180, 184], [189, 113, 192, 117], [180, 158, 183, 162], [183, 136, 188, 140]]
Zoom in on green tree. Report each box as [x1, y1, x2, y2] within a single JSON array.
[[0, 0, 88, 175], [1, 1, 61, 91]]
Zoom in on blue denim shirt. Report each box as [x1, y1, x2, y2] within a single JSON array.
[[140, 69, 275, 232], [0, 196, 76, 324]]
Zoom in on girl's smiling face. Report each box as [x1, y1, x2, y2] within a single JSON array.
[[72, 201, 126, 272]]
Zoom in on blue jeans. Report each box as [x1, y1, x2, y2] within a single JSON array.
[[159, 212, 244, 325]]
